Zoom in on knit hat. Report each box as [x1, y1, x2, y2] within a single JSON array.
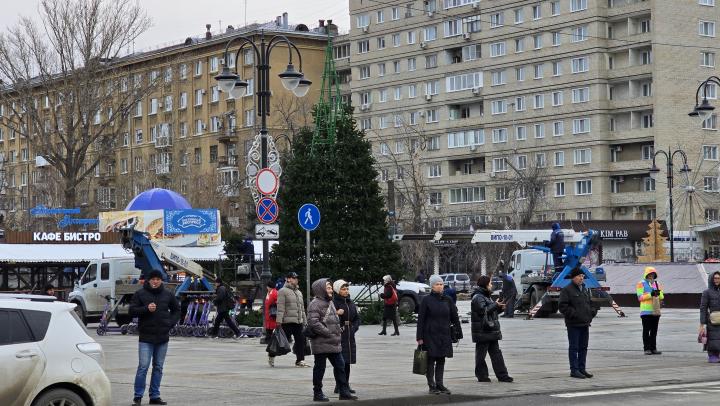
[[147, 269, 164, 280], [428, 274, 443, 286], [382, 275, 393, 284], [565, 267, 585, 279], [333, 279, 349, 294]]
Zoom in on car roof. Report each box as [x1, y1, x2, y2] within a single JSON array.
[[0, 294, 76, 312]]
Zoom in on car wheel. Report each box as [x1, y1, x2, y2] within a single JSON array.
[[398, 296, 415, 314], [73, 302, 87, 326], [32, 388, 86, 406]]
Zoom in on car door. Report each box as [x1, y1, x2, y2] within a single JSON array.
[[79, 264, 100, 313], [0, 309, 47, 406], [97, 262, 112, 306]]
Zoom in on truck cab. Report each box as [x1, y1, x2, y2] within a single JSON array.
[[68, 257, 141, 325], [508, 249, 554, 293]]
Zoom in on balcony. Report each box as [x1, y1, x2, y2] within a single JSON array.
[[607, 128, 654, 143], [609, 96, 653, 111], [217, 184, 240, 197], [155, 135, 172, 149], [156, 162, 171, 175], [217, 127, 238, 143], [607, 0, 652, 18], [609, 159, 653, 173], [607, 64, 653, 80], [610, 191, 655, 207]]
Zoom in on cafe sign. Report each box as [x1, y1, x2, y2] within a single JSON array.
[[33, 232, 103, 242], [598, 229, 630, 240]]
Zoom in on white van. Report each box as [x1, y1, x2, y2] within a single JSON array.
[[68, 257, 141, 325]]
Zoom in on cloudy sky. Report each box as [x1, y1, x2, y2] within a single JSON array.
[[0, 0, 350, 52]]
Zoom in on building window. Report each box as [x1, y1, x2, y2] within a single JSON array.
[[700, 0, 715, 6], [571, 0, 587, 12], [426, 109, 439, 123], [536, 152, 547, 167], [357, 40, 369, 54], [572, 25, 588, 42], [572, 87, 590, 103], [450, 187, 485, 204], [429, 192, 442, 206], [575, 179, 592, 195], [703, 145, 718, 160], [194, 60, 203, 76], [571, 57, 589, 73], [491, 70, 506, 86], [408, 58, 417, 71], [517, 155, 528, 170], [533, 34, 542, 49], [701, 51, 716, 67], [706, 209, 719, 221], [516, 126, 527, 140], [516, 66, 525, 81], [644, 177, 656, 192], [392, 7, 400, 20], [577, 211, 591, 220], [573, 118, 591, 134], [444, 19, 463, 37], [425, 55, 438, 68], [428, 136, 440, 150], [490, 12, 504, 28], [377, 37, 386, 50], [532, 5, 541, 20], [135, 129, 143, 144], [574, 148, 592, 164], [514, 8, 524, 24], [534, 123, 545, 138], [552, 61, 562, 76], [377, 10, 385, 23], [515, 37, 525, 53], [356, 14, 369, 28], [551, 1, 560, 15], [699, 20, 716, 37], [554, 151, 565, 167], [492, 128, 508, 143], [553, 121, 564, 136], [533, 94, 544, 109], [515, 96, 526, 111], [428, 164, 441, 178], [359, 66, 370, 79], [195, 89, 204, 106], [641, 144, 655, 160], [641, 50, 652, 65], [490, 42, 506, 57], [496, 186, 510, 201], [534, 64, 543, 79], [642, 114, 654, 128], [491, 100, 507, 115], [552, 32, 561, 46], [552, 91, 563, 106], [704, 176, 719, 192], [423, 27, 437, 42]]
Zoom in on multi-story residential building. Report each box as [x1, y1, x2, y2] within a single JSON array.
[[0, 17, 330, 230], [346, 0, 720, 235]]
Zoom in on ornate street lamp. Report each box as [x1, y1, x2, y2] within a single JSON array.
[[689, 76, 720, 123], [215, 31, 311, 282]]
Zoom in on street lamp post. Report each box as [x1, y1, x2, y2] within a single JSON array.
[[648, 149, 691, 262], [215, 32, 311, 282], [688, 76, 720, 122]]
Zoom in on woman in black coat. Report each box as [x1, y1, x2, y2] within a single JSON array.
[[416, 275, 462, 395], [332, 280, 360, 393], [700, 271, 720, 362], [471, 275, 513, 383]]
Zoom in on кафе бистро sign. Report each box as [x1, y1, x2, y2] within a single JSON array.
[[32, 232, 103, 242]]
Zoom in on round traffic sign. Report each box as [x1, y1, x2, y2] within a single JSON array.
[[256, 168, 279, 195], [256, 197, 279, 224], [298, 203, 320, 231]]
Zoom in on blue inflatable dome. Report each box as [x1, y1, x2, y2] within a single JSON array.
[[125, 188, 192, 211]]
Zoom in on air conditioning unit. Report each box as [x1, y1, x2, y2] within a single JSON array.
[[425, 94, 433, 101], [489, 171, 496, 178], [157, 103, 163, 108], [472, 87, 482, 95], [362, 26, 369, 33], [420, 42, 427, 49], [472, 1, 480, 9], [469, 144, 477, 151], [617, 175, 625, 183], [201, 89, 207, 95], [433, 205, 441, 212], [427, 11, 434, 17], [615, 145, 623, 152], [463, 33, 471, 41], [360, 103, 370, 111]]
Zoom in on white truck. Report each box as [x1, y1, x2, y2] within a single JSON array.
[[67, 257, 141, 325]]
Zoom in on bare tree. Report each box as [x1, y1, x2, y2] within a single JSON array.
[[271, 94, 315, 154], [490, 152, 549, 228], [0, 0, 153, 209]]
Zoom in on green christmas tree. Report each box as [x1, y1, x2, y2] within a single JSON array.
[[271, 105, 401, 285]]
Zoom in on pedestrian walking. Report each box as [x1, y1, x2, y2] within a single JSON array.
[[471, 275, 513, 383], [558, 267, 597, 379], [378, 275, 400, 336], [700, 271, 720, 363], [276, 271, 310, 367], [211, 278, 241, 339], [545, 223, 565, 272], [332, 279, 360, 394], [416, 275, 462, 395], [264, 280, 279, 366], [129, 270, 181, 406], [500, 272, 517, 318], [636, 266, 664, 355], [307, 278, 358, 402]]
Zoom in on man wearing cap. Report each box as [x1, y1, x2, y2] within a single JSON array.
[[129, 270, 181, 406], [277, 271, 310, 367], [558, 267, 598, 379], [212, 277, 241, 339], [379, 275, 400, 336]]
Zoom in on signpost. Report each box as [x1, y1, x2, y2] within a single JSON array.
[[298, 203, 320, 306], [255, 224, 279, 239], [256, 197, 279, 225]]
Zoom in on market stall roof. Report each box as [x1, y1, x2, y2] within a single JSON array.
[[0, 244, 226, 263]]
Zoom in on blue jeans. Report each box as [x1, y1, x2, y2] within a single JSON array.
[[313, 352, 350, 395], [134, 341, 168, 399], [567, 326, 589, 372]]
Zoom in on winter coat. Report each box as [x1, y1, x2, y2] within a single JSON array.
[[213, 284, 235, 312], [636, 268, 664, 316], [501, 274, 517, 300], [443, 286, 457, 304], [380, 283, 398, 319], [307, 278, 342, 354], [471, 287, 502, 343], [416, 291, 462, 358], [129, 282, 181, 344], [546, 227, 565, 254], [701, 271, 720, 353], [276, 282, 306, 325], [333, 294, 360, 364], [264, 288, 278, 330], [559, 282, 597, 328]]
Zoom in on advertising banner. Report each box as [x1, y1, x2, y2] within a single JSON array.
[[164, 209, 219, 235], [98, 209, 221, 246]]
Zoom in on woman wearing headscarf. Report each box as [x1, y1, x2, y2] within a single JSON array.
[[416, 274, 462, 395], [332, 279, 360, 394], [307, 278, 357, 402], [700, 271, 720, 363]]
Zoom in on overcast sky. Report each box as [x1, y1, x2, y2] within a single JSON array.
[[0, 1, 350, 53]]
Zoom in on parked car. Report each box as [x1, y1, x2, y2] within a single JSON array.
[[349, 280, 430, 313], [0, 294, 111, 406], [439, 273, 472, 292]]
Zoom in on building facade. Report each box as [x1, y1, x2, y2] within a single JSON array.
[[344, 0, 720, 241], [0, 17, 330, 232]]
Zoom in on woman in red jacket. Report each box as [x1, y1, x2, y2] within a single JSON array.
[[264, 280, 279, 367]]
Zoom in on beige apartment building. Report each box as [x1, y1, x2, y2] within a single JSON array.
[[343, 0, 720, 236], [0, 18, 330, 230]]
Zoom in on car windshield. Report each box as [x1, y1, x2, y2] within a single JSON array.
[[456, 274, 470, 281]]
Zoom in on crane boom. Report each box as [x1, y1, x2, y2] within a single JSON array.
[[392, 229, 581, 247]]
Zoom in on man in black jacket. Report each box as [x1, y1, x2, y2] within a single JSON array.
[[212, 278, 241, 338], [558, 267, 598, 380], [546, 223, 565, 272], [500, 272, 517, 318], [129, 270, 181, 406]]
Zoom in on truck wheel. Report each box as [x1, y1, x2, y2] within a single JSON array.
[[398, 296, 416, 314], [32, 388, 86, 406], [73, 302, 87, 326]]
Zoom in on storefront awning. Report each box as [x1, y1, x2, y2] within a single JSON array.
[[0, 243, 227, 263]]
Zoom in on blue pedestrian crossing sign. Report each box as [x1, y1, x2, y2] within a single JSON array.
[[298, 203, 320, 231]]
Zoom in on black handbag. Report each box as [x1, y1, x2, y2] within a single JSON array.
[[302, 323, 317, 339], [413, 345, 428, 375]]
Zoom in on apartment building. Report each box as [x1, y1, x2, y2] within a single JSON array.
[[345, 0, 720, 232], [0, 17, 329, 230]]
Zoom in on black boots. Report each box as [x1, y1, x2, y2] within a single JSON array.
[[313, 392, 329, 402]]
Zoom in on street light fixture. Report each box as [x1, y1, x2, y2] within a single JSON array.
[[215, 31, 312, 283], [648, 149, 691, 262], [689, 76, 720, 123]]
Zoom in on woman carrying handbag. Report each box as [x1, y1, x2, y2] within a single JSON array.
[[471, 275, 513, 383], [700, 271, 720, 363]]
